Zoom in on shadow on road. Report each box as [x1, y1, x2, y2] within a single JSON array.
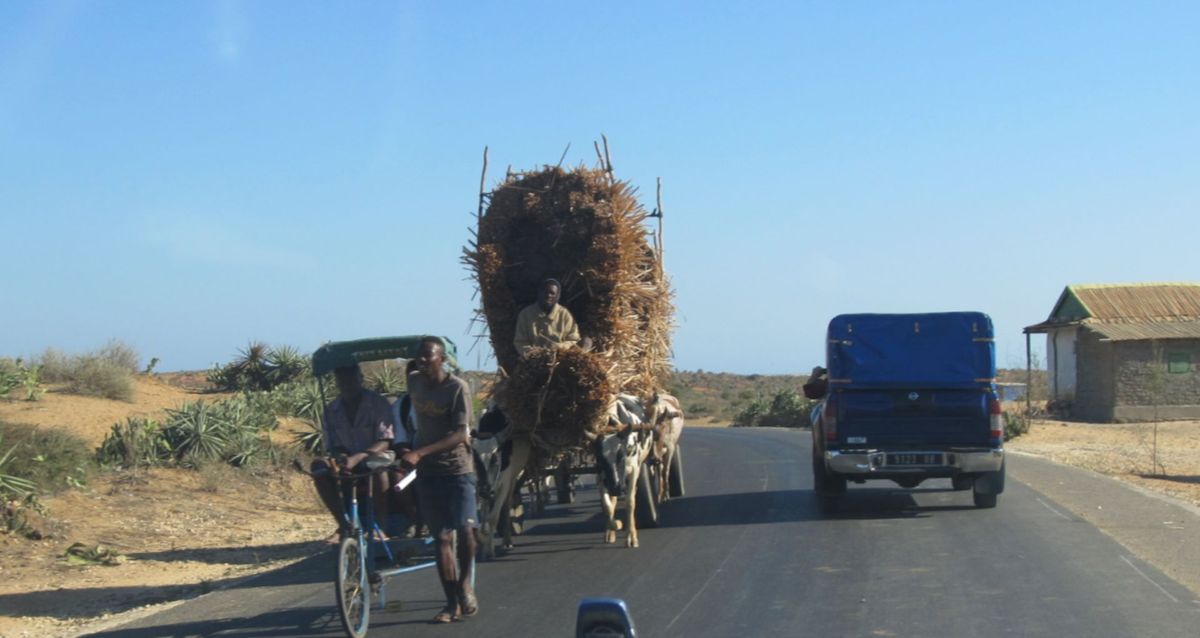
[[656, 490, 822, 527], [83, 606, 347, 638], [652, 487, 982, 526], [824, 486, 982, 519], [129, 540, 321, 565], [0, 552, 330, 624]]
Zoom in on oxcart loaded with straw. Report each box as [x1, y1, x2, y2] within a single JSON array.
[[463, 142, 682, 556]]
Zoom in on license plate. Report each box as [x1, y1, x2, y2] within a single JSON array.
[[886, 453, 943, 466]]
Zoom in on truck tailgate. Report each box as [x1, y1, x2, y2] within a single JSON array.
[[835, 388, 991, 447]]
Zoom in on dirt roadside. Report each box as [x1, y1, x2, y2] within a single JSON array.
[[0, 378, 331, 638], [1007, 418, 1200, 509]]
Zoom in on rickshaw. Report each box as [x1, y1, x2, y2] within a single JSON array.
[[309, 336, 475, 638]]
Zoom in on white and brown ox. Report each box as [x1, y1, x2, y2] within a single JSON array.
[[597, 394, 655, 547], [596, 392, 684, 547], [646, 392, 685, 503]]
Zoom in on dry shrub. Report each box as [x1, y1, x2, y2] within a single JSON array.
[[465, 165, 673, 450], [68, 357, 135, 402], [36, 348, 74, 383], [35, 340, 139, 401]]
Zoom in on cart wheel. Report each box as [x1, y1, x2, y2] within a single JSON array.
[[336, 535, 370, 638], [555, 461, 575, 504], [635, 466, 659, 528], [668, 448, 685, 498]]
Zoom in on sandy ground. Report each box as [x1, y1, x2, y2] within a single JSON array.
[[0, 377, 231, 448], [1007, 418, 1200, 508], [3, 382, 1199, 637], [0, 378, 327, 638]]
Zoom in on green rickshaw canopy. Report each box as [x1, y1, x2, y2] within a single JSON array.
[[310, 336, 459, 376]]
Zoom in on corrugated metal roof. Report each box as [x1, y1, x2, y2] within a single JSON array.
[[1084, 321, 1200, 342], [1069, 283, 1200, 321]]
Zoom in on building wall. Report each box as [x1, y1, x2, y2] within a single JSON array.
[[1073, 329, 1114, 422], [1047, 328, 1077, 401], [1111, 339, 1200, 421]]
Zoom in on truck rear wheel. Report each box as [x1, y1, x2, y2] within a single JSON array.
[[812, 450, 845, 513], [971, 461, 1005, 508], [972, 489, 998, 508]]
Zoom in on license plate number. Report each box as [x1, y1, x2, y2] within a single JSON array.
[[887, 453, 943, 466]]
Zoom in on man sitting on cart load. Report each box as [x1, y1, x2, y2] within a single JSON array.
[[311, 364, 395, 543], [400, 336, 479, 623], [513, 278, 593, 354]]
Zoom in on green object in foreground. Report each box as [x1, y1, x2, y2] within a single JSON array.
[[310, 336, 458, 377], [63, 542, 125, 566]]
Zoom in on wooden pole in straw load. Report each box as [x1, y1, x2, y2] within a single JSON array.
[[477, 146, 489, 225], [655, 177, 665, 268], [601, 134, 615, 184]]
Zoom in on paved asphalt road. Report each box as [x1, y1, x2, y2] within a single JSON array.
[[91, 428, 1200, 637]]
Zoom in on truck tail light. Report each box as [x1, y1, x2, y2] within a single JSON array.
[[824, 396, 838, 443], [988, 394, 1004, 444]]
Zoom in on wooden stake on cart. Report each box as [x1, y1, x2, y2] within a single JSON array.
[[601, 134, 615, 184], [477, 146, 489, 225], [655, 177, 665, 270]]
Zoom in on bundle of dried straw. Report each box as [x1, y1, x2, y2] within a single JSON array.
[[464, 164, 673, 450]]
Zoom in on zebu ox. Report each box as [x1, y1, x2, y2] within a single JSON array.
[[476, 393, 684, 556], [474, 408, 531, 560], [596, 394, 656, 548], [646, 392, 685, 503]]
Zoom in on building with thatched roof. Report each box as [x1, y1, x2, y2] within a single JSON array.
[[1024, 283, 1200, 422]]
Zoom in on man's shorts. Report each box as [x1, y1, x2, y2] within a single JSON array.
[[416, 473, 478, 533]]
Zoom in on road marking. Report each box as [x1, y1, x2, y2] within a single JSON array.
[[1035, 497, 1072, 521], [665, 538, 742, 630], [1120, 555, 1179, 603]]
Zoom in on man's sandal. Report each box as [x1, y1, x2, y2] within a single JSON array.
[[459, 588, 479, 617], [432, 606, 459, 624]]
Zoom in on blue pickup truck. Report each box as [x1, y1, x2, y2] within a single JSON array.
[[810, 312, 1006, 511]]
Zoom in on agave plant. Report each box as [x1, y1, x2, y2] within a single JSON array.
[[366, 361, 405, 396], [163, 401, 228, 463], [212, 394, 276, 433], [292, 419, 325, 455], [0, 437, 37, 500], [265, 345, 309, 388], [277, 379, 325, 423], [223, 427, 263, 467], [234, 342, 272, 391]]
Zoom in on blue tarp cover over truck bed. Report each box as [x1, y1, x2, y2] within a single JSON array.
[[826, 312, 995, 389]]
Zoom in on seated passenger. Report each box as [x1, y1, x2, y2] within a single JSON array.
[[310, 364, 395, 543]]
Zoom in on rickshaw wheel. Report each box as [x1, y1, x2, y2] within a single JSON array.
[[336, 535, 371, 638]]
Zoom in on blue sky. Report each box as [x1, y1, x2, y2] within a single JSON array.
[[2, 1, 1197, 374]]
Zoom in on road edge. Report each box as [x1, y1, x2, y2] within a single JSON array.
[[1007, 449, 1200, 598]]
